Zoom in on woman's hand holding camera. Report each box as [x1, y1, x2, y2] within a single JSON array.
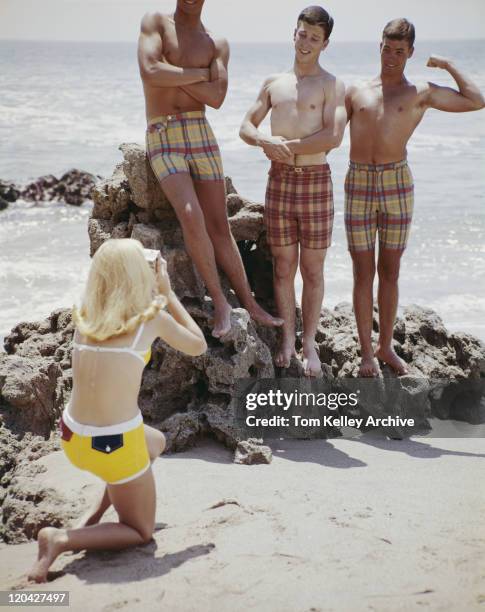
[[156, 255, 171, 297]]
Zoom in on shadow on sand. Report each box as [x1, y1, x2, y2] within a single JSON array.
[[56, 541, 215, 585]]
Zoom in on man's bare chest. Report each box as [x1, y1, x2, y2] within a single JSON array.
[[352, 87, 422, 125], [162, 25, 215, 68], [271, 77, 325, 115]]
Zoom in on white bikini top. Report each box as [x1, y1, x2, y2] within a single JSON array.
[[72, 322, 150, 365]]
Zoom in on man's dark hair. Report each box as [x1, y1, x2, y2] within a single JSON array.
[[382, 18, 415, 48], [297, 6, 334, 40]]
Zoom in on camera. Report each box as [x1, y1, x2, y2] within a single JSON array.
[[143, 248, 162, 272]]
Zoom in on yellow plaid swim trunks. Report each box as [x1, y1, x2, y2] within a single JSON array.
[[146, 110, 224, 183], [344, 160, 414, 251]]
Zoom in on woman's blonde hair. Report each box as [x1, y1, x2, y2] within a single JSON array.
[[73, 238, 166, 341]]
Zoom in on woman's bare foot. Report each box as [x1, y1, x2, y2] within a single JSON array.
[[359, 354, 380, 377], [375, 345, 408, 376], [212, 301, 232, 338], [27, 527, 67, 584], [274, 340, 296, 368], [302, 341, 322, 377], [246, 302, 284, 328]]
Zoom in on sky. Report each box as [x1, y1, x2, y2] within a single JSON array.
[[0, 0, 484, 43]]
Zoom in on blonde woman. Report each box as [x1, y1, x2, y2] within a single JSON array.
[[28, 238, 207, 583]]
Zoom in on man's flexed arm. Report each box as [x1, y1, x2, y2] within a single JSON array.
[[425, 55, 485, 112], [239, 76, 292, 161], [138, 13, 209, 88], [179, 38, 229, 109], [285, 77, 347, 155]]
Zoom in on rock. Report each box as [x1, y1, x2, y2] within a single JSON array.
[[229, 208, 264, 242], [131, 223, 163, 250], [20, 170, 98, 205], [20, 174, 58, 202], [160, 411, 202, 453], [1, 309, 73, 437], [0, 196, 8, 211], [234, 438, 272, 465], [0, 425, 21, 482], [225, 176, 237, 195], [0, 439, 97, 544], [120, 144, 173, 219], [202, 401, 246, 450], [59, 169, 99, 206], [92, 164, 131, 221], [0, 180, 20, 203], [0, 356, 64, 437], [88, 218, 115, 256]]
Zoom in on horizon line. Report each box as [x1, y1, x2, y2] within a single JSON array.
[[1, 36, 484, 45]]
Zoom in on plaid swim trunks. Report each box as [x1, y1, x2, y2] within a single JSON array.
[[146, 110, 224, 183], [264, 162, 334, 250], [344, 159, 414, 251]]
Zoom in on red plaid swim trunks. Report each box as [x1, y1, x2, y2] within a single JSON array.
[[264, 162, 334, 250], [344, 159, 414, 251]]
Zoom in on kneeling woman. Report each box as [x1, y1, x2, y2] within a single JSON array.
[[29, 238, 207, 582]]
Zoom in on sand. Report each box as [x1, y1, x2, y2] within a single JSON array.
[[1, 432, 484, 612]]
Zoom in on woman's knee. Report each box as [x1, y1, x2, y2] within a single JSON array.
[[145, 425, 166, 460], [137, 523, 155, 545], [148, 431, 165, 461]]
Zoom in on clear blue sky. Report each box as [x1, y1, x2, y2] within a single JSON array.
[[1, 0, 484, 43]]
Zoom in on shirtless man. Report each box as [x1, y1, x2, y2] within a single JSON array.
[[138, 0, 282, 338], [345, 18, 485, 377], [240, 6, 346, 376]]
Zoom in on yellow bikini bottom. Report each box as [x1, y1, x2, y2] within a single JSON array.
[[60, 408, 150, 485]]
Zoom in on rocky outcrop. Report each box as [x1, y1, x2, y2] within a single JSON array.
[[1, 309, 74, 438], [21, 169, 100, 205], [0, 180, 20, 210], [1, 143, 484, 542], [0, 436, 96, 544], [0, 170, 100, 208]]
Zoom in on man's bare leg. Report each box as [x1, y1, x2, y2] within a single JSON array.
[[194, 180, 283, 327], [375, 247, 408, 375], [271, 244, 299, 367], [351, 249, 379, 377], [300, 247, 327, 376], [159, 173, 231, 337]]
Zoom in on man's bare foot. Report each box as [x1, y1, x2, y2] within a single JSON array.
[[274, 341, 296, 368], [246, 302, 284, 328], [302, 341, 322, 377], [359, 355, 380, 377], [212, 301, 232, 338], [27, 527, 67, 583], [375, 345, 408, 376]]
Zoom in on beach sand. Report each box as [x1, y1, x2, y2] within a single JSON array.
[[0, 433, 484, 611]]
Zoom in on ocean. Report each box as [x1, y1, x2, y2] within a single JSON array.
[[1, 39, 484, 342]]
